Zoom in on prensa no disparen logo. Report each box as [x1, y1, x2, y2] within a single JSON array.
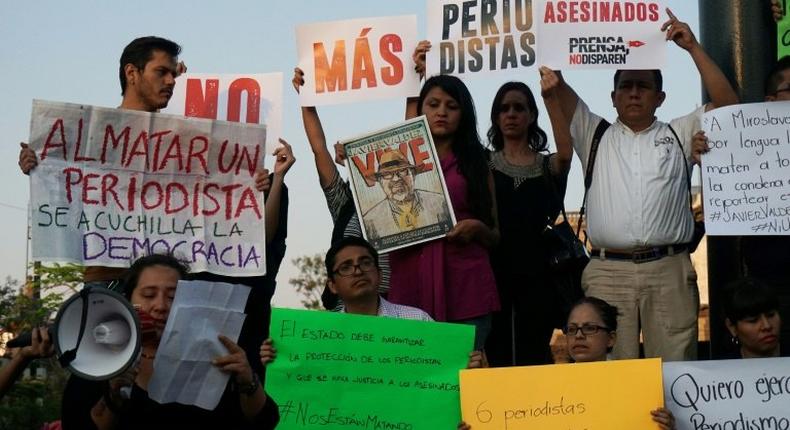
[[568, 36, 645, 65]]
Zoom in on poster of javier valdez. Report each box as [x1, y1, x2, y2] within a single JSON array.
[[342, 116, 456, 253]]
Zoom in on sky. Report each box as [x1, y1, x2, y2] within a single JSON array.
[[0, 1, 701, 308]]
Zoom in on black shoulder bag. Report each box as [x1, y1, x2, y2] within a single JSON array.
[[541, 120, 609, 327]]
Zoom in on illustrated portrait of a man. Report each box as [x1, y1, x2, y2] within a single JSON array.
[[362, 150, 451, 240]]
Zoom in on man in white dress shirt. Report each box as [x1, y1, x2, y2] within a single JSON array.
[[552, 10, 738, 360]]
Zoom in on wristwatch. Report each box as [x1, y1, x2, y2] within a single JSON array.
[[237, 373, 259, 396]]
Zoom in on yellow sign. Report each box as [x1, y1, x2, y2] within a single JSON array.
[[460, 358, 663, 430]]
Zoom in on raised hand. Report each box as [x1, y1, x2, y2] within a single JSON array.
[[292, 67, 305, 94], [661, 8, 698, 51], [18, 142, 38, 175], [539, 66, 561, 99], [273, 138, 296, 177], [412, 40, 432, 79]]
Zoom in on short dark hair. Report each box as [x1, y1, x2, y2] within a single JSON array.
[[324, 236, 379, 280], [723, 277, 780, 323], [121, 254, 189, 299], [613, 69, 663, 91], [765, 55, 790, 96], [568, 296, 619, 332], [119, 36, 181, 96]]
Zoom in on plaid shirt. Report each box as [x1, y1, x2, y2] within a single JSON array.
[[340, 297, 433, 322]]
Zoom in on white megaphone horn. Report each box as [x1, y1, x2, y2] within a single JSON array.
[[53, 287, 141, 380]]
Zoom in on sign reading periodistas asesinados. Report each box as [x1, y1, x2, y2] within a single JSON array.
[[165, 73, 283, 151], [537, 0, 666, 70], [28, 100, 267, 276], [296, 15, 420, 106]]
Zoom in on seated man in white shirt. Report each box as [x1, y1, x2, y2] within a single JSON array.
[[550, 9, 738, 361]]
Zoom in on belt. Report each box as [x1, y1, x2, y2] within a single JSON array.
[[590, 244, 689, 264]]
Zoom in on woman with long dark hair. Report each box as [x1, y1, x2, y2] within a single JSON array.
[[485, 68, 574, 366], [394, 74, 500, 351]]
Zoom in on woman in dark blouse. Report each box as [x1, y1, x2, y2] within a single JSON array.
[[485, 68, 574, 366]]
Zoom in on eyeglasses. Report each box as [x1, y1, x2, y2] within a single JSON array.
[[378, 169, 412, 180], [563, 324, 610, 336], [333, 258, 377, 277]]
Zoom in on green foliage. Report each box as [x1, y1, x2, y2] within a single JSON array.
[[0, 360, 68, 429], [0, 263, 84, 429], [289, 254, 326, 310]]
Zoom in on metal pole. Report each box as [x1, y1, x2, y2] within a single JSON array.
[[699, 0, 776, 358]]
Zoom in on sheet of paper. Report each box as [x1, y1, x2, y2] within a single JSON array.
[[147, 280, 251, 410]]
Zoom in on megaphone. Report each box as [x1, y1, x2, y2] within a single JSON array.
[[49, 287, 141, 380]]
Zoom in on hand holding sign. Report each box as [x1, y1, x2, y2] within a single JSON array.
[[292, 68, 304, 94], [651, 407, 676, 430], [772, 0, 784, 22], [18, 142, 37, 175], [539, 66, 560, 99], [413, 40, 431, 80], [691, 130, 710, 165], [258, 338, 276, 367]]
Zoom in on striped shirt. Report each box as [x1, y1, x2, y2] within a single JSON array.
[[323, 170, 391, 296]]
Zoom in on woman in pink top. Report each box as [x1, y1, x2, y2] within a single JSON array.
[[391, 74, 500, 351]]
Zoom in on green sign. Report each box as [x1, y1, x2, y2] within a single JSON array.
[[266, 308, 475, 429], [779, 0, 790, 58]]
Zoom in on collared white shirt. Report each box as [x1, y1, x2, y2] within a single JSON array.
[[340, 297, 434, 321], [571, 100, 704, 249]]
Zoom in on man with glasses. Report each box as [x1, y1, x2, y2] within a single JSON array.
[[323, 236, 432, 319], [362, 150, 450, 241]]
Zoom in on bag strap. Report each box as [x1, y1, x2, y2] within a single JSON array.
[[541, 154, 569, 225], [577, 119, 610, 236], [667, 124, 694, 210]]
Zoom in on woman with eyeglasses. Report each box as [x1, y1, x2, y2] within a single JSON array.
[[723, 278, 783, 359], [564, 297, 676, 430]]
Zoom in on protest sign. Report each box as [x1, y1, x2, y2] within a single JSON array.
[[165, 72, 283, 151], [296, 15, 420, 106], [537, 0, 666, 69], [341, 116, 455, 252], [460, 358, 663, 430], [701, 102, 790, 235], [426, 0, 538, 78], [664, 358, 790, 430], [28, 100, 267, 276], [779, 0, 790, 58], [266, 308, 475, 430]]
